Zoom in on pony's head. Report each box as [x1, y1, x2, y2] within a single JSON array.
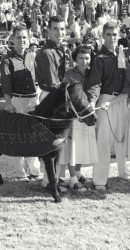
[[67, 83, 98, 126], [32, 83, 97, 126]]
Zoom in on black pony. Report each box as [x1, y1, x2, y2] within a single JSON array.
[[30, 83, 97, 202], [0, 83, 97, 202]]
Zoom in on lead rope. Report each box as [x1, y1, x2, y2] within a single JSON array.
[[106, 110, 125, 143], [66, 85, 125, 143]]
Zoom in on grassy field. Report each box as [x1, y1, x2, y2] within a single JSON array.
[[0, 156, 130, 250]]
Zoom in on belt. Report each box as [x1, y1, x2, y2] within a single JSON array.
[[12, 93, 38, 98], [103, 92, 120, 96]]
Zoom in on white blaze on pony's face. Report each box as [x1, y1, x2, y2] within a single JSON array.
[[13, 29, 29, 54], [76, 53, 91, 73], [48, 21, 66, 46]]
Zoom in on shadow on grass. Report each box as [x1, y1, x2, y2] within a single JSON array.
[[60, 176, 130, 201], [0, 181, 54, 203], [0, 176, 130, 203]]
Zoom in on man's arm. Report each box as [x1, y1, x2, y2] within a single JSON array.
[[1, 57, 16, 112], [35, 49, 61, 92], [85, 56, 103, 105]]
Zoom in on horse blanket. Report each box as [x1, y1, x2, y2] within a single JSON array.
[[0, 110, 70, 157]]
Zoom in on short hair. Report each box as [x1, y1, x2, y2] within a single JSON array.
[[103, 21, 119, 34], [72, 44, 91, 62], [13, 25, 28, 36], [48, 15, 64, 29]]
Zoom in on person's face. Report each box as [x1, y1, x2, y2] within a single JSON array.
[[48, 21, 65, 45], [30, 44, 38, 52], [70, 43, 76, 51], [120, 31, 126, 38], [14, 29, 29, 53], [103, 28, 119, 49], [76, 53, 91, 72]]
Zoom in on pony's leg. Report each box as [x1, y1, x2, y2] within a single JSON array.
[[42, 154, 62, 203]]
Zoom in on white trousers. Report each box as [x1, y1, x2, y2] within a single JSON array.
[[12, 96, 41, 177], [93, 94, 129, 186]]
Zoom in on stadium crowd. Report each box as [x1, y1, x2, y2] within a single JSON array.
[[0, 0, 130, 194]]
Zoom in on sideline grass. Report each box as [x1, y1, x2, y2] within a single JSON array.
[[0, 157, 130, 250]]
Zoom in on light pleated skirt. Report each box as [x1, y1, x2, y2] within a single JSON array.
[[58, 119, 98, 166]]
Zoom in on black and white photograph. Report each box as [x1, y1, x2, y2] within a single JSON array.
[[0, 0, 130, 249]]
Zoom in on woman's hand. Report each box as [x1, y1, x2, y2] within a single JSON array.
[[101, 102, 110, 111], [90, 102, 96, 110]]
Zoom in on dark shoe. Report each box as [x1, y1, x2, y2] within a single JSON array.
[[73, 183, 80, 190], [70, 182, 83, 190], [78, 175, 87, 183], [58, 178, 64, 184], [46, 183, 51, 190], [28, 175, 36, 181], [0, 174, 4, 185], [41, 182, 51, 190], [29, 173, 43, 181]]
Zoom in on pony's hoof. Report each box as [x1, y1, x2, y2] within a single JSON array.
[[54, 195, 62, 203]]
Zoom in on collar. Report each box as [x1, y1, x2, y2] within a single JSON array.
[[46, 39, 64, 50], [73, 66, 90, 75], [11, 49, 27, 58], [101, 44, 119, 56]]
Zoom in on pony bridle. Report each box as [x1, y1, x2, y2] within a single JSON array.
[[65, 84, 95, 122]]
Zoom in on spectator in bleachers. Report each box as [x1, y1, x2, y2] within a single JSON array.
[[61, 0, 70, 27], [30, 0, 42, 33], [85, 0, 96, 25], [43, 0, 58, 18], [118, 28, 129, 48], [0, 7, 6, 30], [80, 17, 90, 38], [72, 0, 84, 15], [122, 13, 130, 33], [5, 9, 15, 32], [69, 16, 81, 43]]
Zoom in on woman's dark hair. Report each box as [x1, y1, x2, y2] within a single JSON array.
[[72, 44, 91, 62]]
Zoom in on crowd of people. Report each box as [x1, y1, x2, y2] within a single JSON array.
[[0, 0, 130, 194]]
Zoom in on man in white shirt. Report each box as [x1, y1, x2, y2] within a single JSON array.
[[122, 14, 130, 29]]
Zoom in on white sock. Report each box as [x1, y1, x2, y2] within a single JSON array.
[[76, 171, 82, 180], [69, 176, 78, 188]]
